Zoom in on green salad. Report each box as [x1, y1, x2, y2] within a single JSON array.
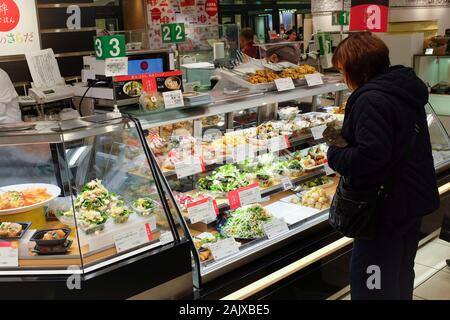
[[288, 159, 303, 170], [222, 204, 272, 239], [133, 197, 159, 215], [198, 164, 249, 193], [300, 176, 331, 189]]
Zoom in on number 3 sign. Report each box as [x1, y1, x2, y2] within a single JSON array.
[[161, 23, 186, 44], [94, 35, 126, 60]]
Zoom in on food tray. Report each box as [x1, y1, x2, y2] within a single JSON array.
[[0, 222, 32, 240], [30, 228, 71, 246], [33, 239, 73, 255]]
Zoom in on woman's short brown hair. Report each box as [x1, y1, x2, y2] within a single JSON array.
[[332, 32, 390, 89]]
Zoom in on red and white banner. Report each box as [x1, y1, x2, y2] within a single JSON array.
[[350, 0, 389, 33], [0, 0, 40, 56]]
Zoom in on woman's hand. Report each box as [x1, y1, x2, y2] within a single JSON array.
[[323, 126, 348, 148]]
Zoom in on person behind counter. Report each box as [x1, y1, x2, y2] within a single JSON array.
[[265, 39, 300, 65], [285, 29, 298, 42], [0, 68, 21, 124], [324, 32, 439, 300], [240, 28, 259, 59]]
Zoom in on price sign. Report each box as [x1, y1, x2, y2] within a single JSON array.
[[228, 183, 262, 210], [324, 163, 335, 176], [114, 223, 153, 253], [159, 231, 174, 246], [186, 198, 218, 224], [105, 57, 128, 77], [174, 156, 205, 179], [275, 77, 295, 92], [305, 73, 324, 87], [163, 90, 185, 109], [281, 176, 293, 191], [0, 242, 18, 267], [94, 35, 126, 60], [209, 238, 240, 261], [310, 125, 327, 140], [161, 23, 186, 44], [268, 135, 291, 153], [263, 218, 289, 239]]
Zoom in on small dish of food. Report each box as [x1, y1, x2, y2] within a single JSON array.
[[0, 222, 31, 240], [132, 198, 160, 217], [31, 228, 70, 246]]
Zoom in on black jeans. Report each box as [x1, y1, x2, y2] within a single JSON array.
[[350, 216, 422, 300]]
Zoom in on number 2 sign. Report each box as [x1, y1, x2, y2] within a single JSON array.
[[161, 23, 186, 44], [94, 35, 126, 60]]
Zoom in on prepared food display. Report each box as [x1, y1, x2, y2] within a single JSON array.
[[290, 187, 331, 210], [247, 65, 317, 84], [221, 204, 272, 239], [0, 222, 24, 238], [0, 188, 52, 210]]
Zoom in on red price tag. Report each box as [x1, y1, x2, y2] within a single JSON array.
[[227, 183, 261, 210]]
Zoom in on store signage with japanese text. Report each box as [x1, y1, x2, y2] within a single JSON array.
[[0, 0, 40, 56], [350, 0, 389, 33]]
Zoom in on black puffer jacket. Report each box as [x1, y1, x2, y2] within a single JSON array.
[[327, 66, 440, 222]]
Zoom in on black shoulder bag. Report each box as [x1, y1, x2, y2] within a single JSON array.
[[329, 113, 421, 240]]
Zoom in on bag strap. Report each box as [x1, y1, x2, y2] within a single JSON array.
[[380, 107, 422, 195]]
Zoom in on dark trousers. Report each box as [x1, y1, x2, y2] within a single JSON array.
[[350, 217, 422, 300]]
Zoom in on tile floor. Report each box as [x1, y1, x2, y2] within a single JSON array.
[[339, 235, 450, 300]]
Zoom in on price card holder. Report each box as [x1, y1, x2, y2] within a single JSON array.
[[324, 163, 336, 176], [186, 198, 217, 224], [163, 90, 185, 109], [310, 125, 327, 140], [268, 135, 291, 153], [275, 77, 295, 92], [263, 218, 289, 239], [159, 231, 174, 246], [209, 238, 240, 261], [114, 223, 153, 253], [305, 73, 324, 87], [281, 176, 293, 191], [174, 156, 205, 179], [0, 242, 18, 267], [228, 183, 262, 210]]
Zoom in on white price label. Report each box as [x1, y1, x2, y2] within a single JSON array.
[[275, 77, 295, 92], [305, 73, 324, 87], [263, 218, 289, 239], [239, 185, 262, 207], [268, 135, 290, 153], [163, 90, 185, 109], [281, 176, 293, 191], [159, 231, 174, 245], [209, 238, 240, 261], [114, 223, 153, 253], [324, 163, 335, 176], [187, 198, 217, 224], [0, 243, 18, 268], [105, 57, 128, 77], [174, 156, 205, 179], [310, 125, 327, 140], [232, 144, 255, 163]]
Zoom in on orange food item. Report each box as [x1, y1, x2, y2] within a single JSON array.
[[43, 229, 66, 240], [0, 188, 52, 210]]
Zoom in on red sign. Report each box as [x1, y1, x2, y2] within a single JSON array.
[[227, 183, 261, 210], [349, 0, 389, 33], [205, 0, 218, 17], [114, 70, 183, 93], [0, 0, 20, 32]]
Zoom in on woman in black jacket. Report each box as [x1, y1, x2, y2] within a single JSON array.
[[325, 32, 440, 300]]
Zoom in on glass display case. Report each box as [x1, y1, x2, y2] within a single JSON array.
[[0, 114, 191, 299], [135, 81, 450, 288]]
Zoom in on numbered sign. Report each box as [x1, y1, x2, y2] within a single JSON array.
[[161, 23, 186, 44], [94, 35, 126, 60]]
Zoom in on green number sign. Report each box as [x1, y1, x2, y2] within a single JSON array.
[[161, 23, 186, 44], [332, 11, 349, 26], [94, 35, 126, 60]]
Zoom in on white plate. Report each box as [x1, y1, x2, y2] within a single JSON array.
[[0, 183, 61, 215]]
